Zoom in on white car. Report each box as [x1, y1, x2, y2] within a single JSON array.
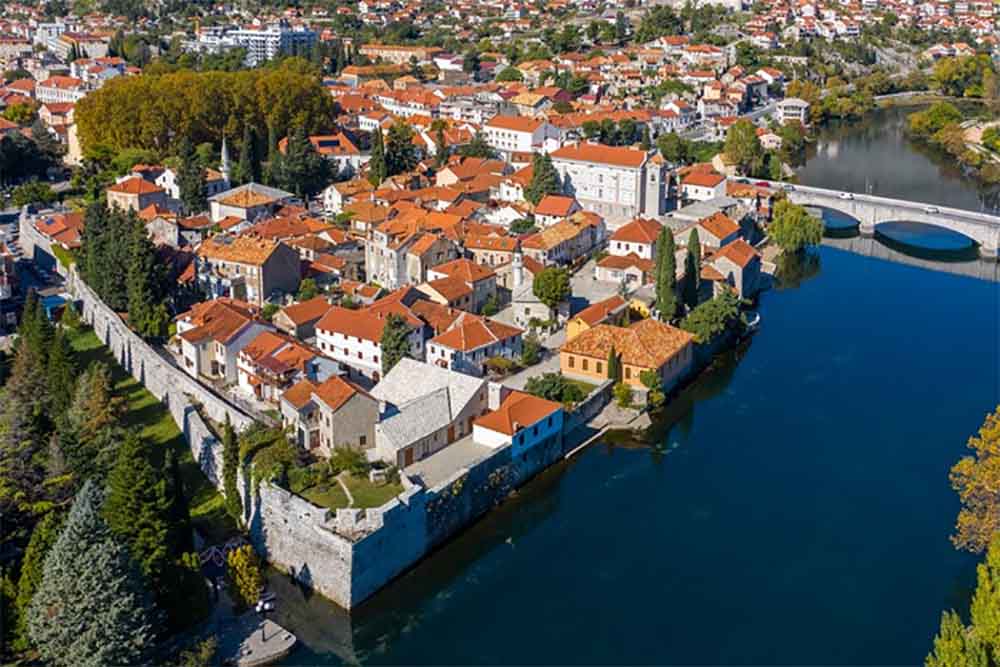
[[924, 205, 939, 214], [839, 192, 854, 200]]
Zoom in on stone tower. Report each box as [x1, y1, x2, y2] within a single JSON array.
[[220, 136, 231, 185], [512, 239, 524, 289]]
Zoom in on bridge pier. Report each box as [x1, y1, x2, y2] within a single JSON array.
[[979, 245, 999, 262], [859, 222, 876, 237]]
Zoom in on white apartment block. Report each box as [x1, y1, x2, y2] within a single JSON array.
[[230, 22, 317, 67], [483, 115, 560, 157]]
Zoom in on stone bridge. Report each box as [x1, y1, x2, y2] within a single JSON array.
[[754, 181, 1000, 259]]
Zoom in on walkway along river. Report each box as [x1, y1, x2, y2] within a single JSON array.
[[270, 106, 1000, 664]]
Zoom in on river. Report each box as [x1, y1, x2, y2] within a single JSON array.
[[272, 107, 1000, 665]]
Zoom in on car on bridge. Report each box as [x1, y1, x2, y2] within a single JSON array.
[[839, 192, 854, 200], [924, 205, 939, 214]]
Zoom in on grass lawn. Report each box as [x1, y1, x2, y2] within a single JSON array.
[[299, 483, 349, 509], [342, 474, 404, 509], [299, 474, 404, 511], [66, 325, 239, 545]]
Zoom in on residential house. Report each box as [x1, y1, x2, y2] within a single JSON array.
[[195, 234, 302, 305], [608, 217, 662, 260], [560, 318, 695, 391], [680, 170, 727, 202], [208, 183, 298, 224], [533, 194, 582, 227], [566, 294, 628, 341], [369, 358, 490, 467], [426, 315, 523, 376], [236, 330, 335, 403], [707, 238, 761, 298], [473, 390, 563, 457], [693, 211, 741, 249], [273, 295, 334, 339], [106, 176, 167, 213], [280, 375, 378, 456], [482, 115, 559, 158], [175, 298, 272, 382], [425, 258, 497, 312], [775, 97, 810, 126]]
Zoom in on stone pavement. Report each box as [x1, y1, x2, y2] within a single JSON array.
[[404, 434, 495, 489], [217, 615, 297, 667]]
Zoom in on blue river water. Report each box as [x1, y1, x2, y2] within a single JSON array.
[[271, 107, 1000, 664]]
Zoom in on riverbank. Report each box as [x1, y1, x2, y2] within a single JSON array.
[[273, 241, 996, 665]]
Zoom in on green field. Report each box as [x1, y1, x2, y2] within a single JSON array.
[[66, 326, 238, 544]]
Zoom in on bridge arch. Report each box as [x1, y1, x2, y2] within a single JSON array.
[[769, 182, 1000, 260]]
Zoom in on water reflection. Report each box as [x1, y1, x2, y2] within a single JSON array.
[[774, 250, 823, 290], [798, 106, 1000, 211]]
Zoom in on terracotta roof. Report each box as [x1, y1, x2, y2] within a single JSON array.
[[431, 315, 522, 352], [550, 143, 647, 168], [486, 115, 546, 132], [465, 234, 516, 252], [176, 298, 260, 345], [196, 235, 281, 266], [698, 212, 740, 240], [534, 194, 578, 217], [561, 318, 694, 369], [281, 378, 319, 410], [682, 170, 726, 188], [611, 217, 661, 244], [279, 296, 333, 325], [108, 176, 163, 195], [571, 295, 627, 327], [713, 238, 759, 268], [474, 390, 561, 436], [317, 306, 400, 342], [312, 375, 369, 413], [430, 257, 495, 283], [423, 275, 473, 302]]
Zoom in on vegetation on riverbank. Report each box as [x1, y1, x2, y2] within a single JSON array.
[[907, 101, 1000, 184]]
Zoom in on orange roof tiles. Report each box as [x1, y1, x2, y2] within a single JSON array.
[[279, 296, 333, 325], [108, 176, 163, 195], [561, 318, 694, 369], [534, 194, 578, 217], [571, 295, 627, 327], [312, 375, 369, 412], [698, 212, 740, 240], [550, 143, 647, 168], [197, 235, 281, 266], [611, 217, 661, 244], [713, 238, 759, 268], [431, 258, 495, 283], [474, 390, 561, 436]]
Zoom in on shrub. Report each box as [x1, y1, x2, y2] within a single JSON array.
[[226, 545, 264, 610], [613, 382, 632, 408], [330, 447, 369, 477], [485, 356, 517, 375]]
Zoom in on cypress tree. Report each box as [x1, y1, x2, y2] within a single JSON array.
[[368, 128, 386, 187], [233, 125, 259, 185], [682, 228, 702, 309], [103, 431, 172, 584], [264, 124, 281, 186], [607, 346, 621, 382], [656, 227, 678, 321], [28, 480, 159, 667], [13, 511, 64, 651], [524, 153, 561, 205], [278, 125, 329, 197], [385, 122, 417, 177], [126, 214, 168, 338], [434, 124, 448, 168], [177, 137, 207, 215], [380, 313, 412, 375], [166, 447, 193, 556], [46, 327, 76, 415], [222, 415, 242, 523]]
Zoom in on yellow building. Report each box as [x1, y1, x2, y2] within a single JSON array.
[[566, 294, 628, 341], [560, 318, 695, 390]]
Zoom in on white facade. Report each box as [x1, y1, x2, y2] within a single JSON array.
[[316, 326, 424, 382], [230, 22, 317, 66]]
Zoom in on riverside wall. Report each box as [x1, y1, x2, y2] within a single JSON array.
[[66, 267, 611, 609]]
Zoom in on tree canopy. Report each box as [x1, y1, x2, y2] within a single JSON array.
[[525, 153, 561, 205], [768, 200, 823, 254], [532, 266, 571, 310], [380, 313, 412, 375], [75, 60, 338, 155]]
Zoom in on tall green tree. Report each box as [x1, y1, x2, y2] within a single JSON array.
[[126, 214, 169, 338], [28, 480, 159, 667], [380, 314, 412, 375], [368, 128, 386, 187], [607, 346, 621, 382], [46, 328, 76, 415], [13, 510, 64, 651], [434, 124, 448, 168], [177, 137, 207, 215], [274, 125, 330, 197], [682, 228, 701, 309], [724, 119, 764, 176], [103, 431, 172, 583], [525, 153, 561, 205], [926, 610, 987, 667], [385, 122, 417, 177], [655, 227, 678, 320], [458, 131, 497, 159], [233, 125, 260, 185], [952, 406, 1000, 554], [222, 415, 242, 523]]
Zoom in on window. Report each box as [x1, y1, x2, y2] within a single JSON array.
[[547, 416, 552, 428], [582, 358, 589, 371], [625, 367, 631, 379], [596, 361, 603, 374], [568, 355, 574, 368], [359, 435, 366, 446]]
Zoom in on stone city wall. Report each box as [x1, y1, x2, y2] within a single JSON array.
[[66, 268, 600, 610]]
